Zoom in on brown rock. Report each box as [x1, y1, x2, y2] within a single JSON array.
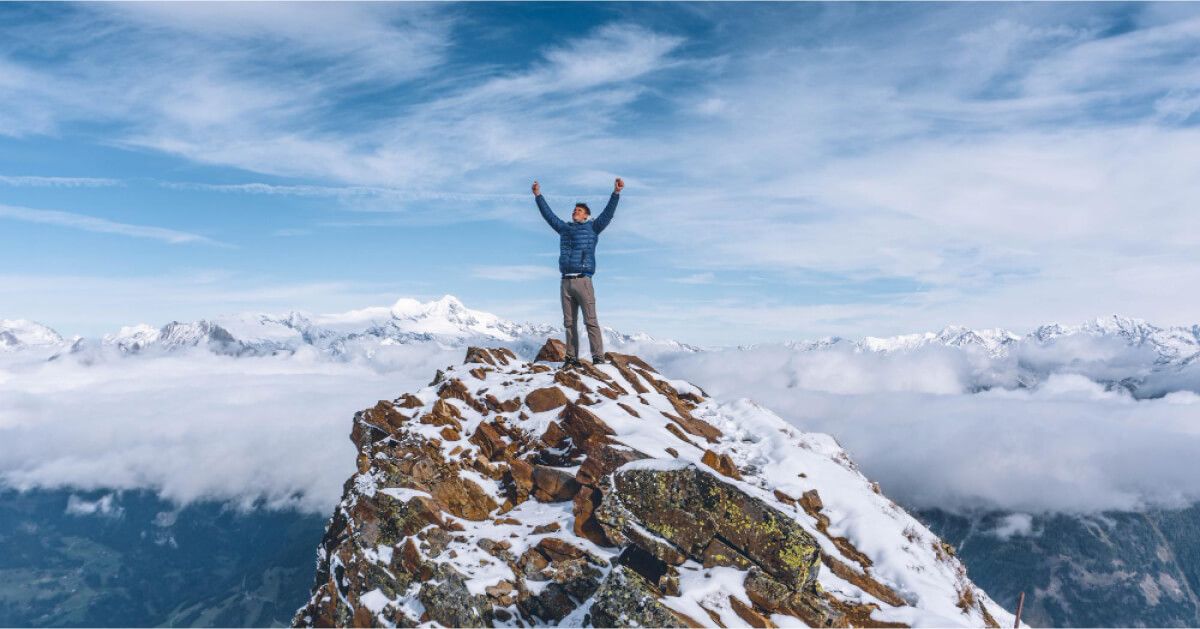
[[420, 399, 462, 429], [486, 580, 515, 598], [822, 552, 905, 607], [729, 595, 776, 628], [606, 352, 658, 373], [595, 385, 621, 400], [525, 386, 569, 412], [532, 464, 581, 502], [608, 357, 650, 394], [395, 393, 424, 408], [539, 421, 570, 448], [469, 422, 507, 461], [469, 366, 488, 380], [367, 400, 411, 433], [558, 403, 616, 444], [773, 489, 797, 506], [440, 427, 461, 441], [518, 547, 550, 575], [572, 486, 612, 546], [438, 378, 488, 413], [485, 394, 521, 413], [464, 346, 515, 367], [800, 489, 825, 513], [508, 459, 534, 496], [536, 537, 585, 561], [535, 338, 567, 362], [532, 521, 561, 534], [554, 369, 592, 393], [430, 475, 499, 521], [664, 422, 698, 448], [662, 410, 722, 444], [702, 449, 743, 480], [464, 346, 499, 366], [617, 402, 641, 417], [576, 442, 648, 487]]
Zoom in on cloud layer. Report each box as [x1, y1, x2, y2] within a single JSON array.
[[649, 341, 1200, 514], [2, 332, 1198, 516]]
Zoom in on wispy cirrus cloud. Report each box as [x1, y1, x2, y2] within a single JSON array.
[[0, 175, 121, 187], [0, 204, 227, 247], [3, 4, 1200, 342]]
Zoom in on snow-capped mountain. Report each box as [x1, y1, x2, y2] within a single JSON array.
[[771, 315, 1199, 366], [859, 326, 1022, 357], [66, 295, 694, 359], [8, 301, 1200, 372], [0, 319, 66, 351], [1030, 315, 1200, 365]]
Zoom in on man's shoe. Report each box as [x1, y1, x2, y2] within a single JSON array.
[[592, 355, 607, 365], [561, 356, 581, 369]]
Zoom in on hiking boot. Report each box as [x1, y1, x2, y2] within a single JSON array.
[[561, 356, 581, 369], [592, 355, 607, 365]]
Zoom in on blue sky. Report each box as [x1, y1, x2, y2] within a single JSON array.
[[2, 2, 1200, 345]]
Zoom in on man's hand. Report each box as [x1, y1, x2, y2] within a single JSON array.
[[613, 177, 624, 194], [532, 180, 541, 196]]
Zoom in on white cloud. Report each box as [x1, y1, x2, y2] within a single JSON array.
[[0, 272, 429, 337], [3, 5, 1200, 343], [64, 492, 124, 518], [0, 346, 459, 514], [0, 203, 228, 246], [986, 513, 1036, 539], [650, 342, 1200, 514], [0, 175, 121, 187], [1, 328, 1197, 517]]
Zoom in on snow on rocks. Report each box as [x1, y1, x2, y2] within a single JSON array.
[[292, 342, 1018, 628]]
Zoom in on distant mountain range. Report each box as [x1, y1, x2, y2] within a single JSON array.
[[778, 315, 1200, 366], [5, 298, 1199, 368], [0, 295, 694, 360]]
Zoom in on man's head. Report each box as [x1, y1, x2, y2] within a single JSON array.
[[572, 203, 590, 223]]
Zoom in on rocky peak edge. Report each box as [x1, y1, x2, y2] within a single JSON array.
[[293, 340, 1017, 628]]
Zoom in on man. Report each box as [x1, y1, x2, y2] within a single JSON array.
[[532, 177, 623, 368]]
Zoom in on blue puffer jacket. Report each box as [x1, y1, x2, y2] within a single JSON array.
[[536, 192, 619, 276]]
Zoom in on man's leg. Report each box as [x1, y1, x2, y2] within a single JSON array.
[[560, 278, 580, 359], [578, 277, 604, 360]]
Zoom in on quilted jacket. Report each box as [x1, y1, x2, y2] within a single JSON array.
[[536, 192, 619, 276]]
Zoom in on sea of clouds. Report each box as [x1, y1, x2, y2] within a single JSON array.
[[2, 335, 1198, 517]]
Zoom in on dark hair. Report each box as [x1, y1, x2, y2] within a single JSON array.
[[574, 202, 590, 215]]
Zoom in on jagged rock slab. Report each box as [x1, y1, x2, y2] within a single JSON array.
[[293, 343, 1018, 628]]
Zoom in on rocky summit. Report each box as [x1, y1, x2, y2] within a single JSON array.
[[292, 341, 1017, 628]]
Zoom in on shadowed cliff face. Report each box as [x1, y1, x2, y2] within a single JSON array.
[[293, 342, 1016, 628], [0, 488, 325, 628], [917, 507, 1200, 628]]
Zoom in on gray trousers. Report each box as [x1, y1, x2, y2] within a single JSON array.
[[561, 276, 603, 359]]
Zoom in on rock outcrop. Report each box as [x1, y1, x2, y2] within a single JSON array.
[[293, 343, 1018, 628]]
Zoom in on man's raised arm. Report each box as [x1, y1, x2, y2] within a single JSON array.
[[532, 180, 566, 233], [592, 177, 623, 234]]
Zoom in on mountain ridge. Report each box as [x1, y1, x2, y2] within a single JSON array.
[[292, 341, 1018, 627]]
